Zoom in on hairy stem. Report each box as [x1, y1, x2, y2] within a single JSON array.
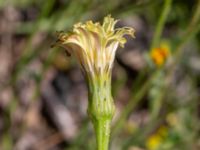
[[87, 74, 115, 150], [94, 119, 111, 150]]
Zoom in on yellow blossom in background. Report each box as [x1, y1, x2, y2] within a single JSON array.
[[146, 134, 162, 150], [150, 42, 170, 67], [146, 126, 168, 150]]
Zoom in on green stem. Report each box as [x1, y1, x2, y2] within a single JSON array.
[[150, 0, 172, 50], [175, 0, 200, 57], [94, 119, 111, 150], [167, 0, 200, 77], [87, 74, 115, 150]]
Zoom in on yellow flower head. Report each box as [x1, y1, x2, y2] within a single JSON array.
[[54, 15, 135, 78], [146, 126, 168, 150], [150, 43, 170, 67]]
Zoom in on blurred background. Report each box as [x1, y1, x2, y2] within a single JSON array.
[[0, 0, 200, 150]]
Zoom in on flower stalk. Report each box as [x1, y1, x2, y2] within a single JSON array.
[[87, 73, 114, 150], [53, 15, 135, 150]]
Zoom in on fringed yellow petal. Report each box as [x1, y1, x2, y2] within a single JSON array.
[[54, 15, 135, 78], [103, 14, 118, 34]]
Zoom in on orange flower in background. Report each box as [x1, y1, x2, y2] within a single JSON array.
[[150, 43, 170, 67]]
